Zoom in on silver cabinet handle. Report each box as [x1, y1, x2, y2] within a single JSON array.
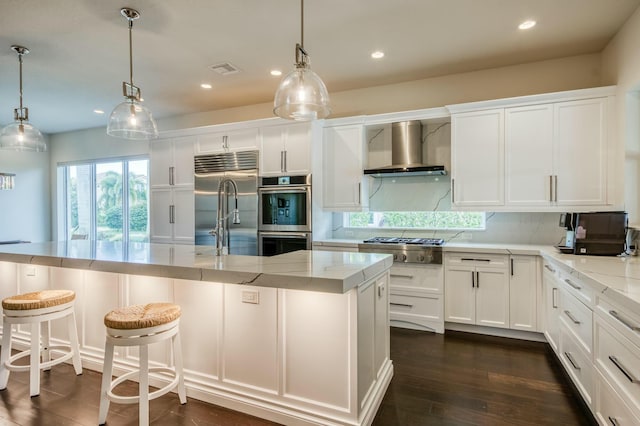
[[609, 310, 640, 332], [476, 271, 480, 288], [378, 284, 385, 298], [544, 264, 556, 273], [564, 352, 581, 370], [608, 416, 620, 426], [390, 273, 415, 279], [554, 175, 558, 202], [357, 182, 361, 204], [564, 278, 581, 290], [284, 150, 288, 173], [471, 271, 475, 288], [169, 166, 175, 185], [390, 302, 413, 308], [461, 258, 491, 262], [549, 175, 553, 202], [169, 205, 175, 224], [510, 258, 514, 276], [222, 135, 229, 150], [564, 310, 581, 324], [552, 287, 558, 309], [280, 150, 285, 172], [452, 178, 455, 203], [609, 356, 639, 384]]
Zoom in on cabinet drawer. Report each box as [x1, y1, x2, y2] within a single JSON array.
[[560, 288, 593, 354], [561, 324, 595, 406], [389, 293, 442, 321], [390, 264, 443, 294], [595, 316, 640, 414], [597, 297, 640, 351], [557, 268, 594, 308], [596, 370, 640, 426], [445, 253, 509, 268]]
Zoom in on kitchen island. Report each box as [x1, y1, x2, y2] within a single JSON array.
[[0, 241, 393, 426]]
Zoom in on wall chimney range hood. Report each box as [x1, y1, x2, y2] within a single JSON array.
[[363, 121, 447, 177]]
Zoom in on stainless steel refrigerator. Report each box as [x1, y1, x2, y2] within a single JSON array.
[[194, 150, 258, 255]]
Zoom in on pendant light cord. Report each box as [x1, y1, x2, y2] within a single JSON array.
[[300, 0, 304, 49], [128, 18, 134, 88], [18, 52, 24, 113]]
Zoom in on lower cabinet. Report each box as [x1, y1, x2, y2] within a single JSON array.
[[509, 255, 539, 331], [444, 254, 510, 329], [542, 261, 561, 353]]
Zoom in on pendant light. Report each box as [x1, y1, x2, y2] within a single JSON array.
[[0, 45, 46, 152], [107, 7, 158, 140], [273, 0, 330, 121]]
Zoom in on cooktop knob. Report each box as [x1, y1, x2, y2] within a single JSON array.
[[418, 254, 425, 262], [401, 254, 407, 262], [393, 254, 398, 261]]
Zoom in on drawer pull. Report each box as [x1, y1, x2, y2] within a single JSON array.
[[461, 258, 491, 262], [610, 310, 640, 333], [609, 356, 639, 384], [390, 302, 413, 308], [552, 287, 558, 309], [564, 278, 581, 290], [608, 416, 620, 426], [564, 310, 581, 325], [390, 273, 415, 279], [544, 264, 556, 273], [564, 351, 581, 371]]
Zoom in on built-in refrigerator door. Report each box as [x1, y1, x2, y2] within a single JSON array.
[[194, 170, 258, 255]]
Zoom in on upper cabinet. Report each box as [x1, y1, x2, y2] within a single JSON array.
[[322, 122, 369, 211], [150, 136, 195, 188], [196, 128, 259, 154], [449, 87, 616, 211], [260, 123, 311, 176]]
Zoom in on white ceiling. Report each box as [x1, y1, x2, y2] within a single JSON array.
[[0, 0, 637, 134]]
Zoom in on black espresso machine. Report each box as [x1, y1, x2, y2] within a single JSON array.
[[559, 211, 627, 256]]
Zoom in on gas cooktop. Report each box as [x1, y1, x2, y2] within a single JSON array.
[[362, 237, 444, 246]]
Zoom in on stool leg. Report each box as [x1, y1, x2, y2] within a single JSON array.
[[139, 345, 149, 426], [98, 340, 115, 425], [30, 322, 41, 397], [173, 332, 186, 404], [0, 321, 13, 390], [41, 320, 51, 372], [67, 310, 82, 375]]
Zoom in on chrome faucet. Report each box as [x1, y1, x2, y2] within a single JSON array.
[[213, 178, 240, 256]]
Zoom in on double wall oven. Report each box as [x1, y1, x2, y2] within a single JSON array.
[[258, 175, 311, 256]]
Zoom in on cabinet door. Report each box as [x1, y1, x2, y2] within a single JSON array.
[[150, 138, 173, 187], [197, 128, 259, 154], [505, 105, 554, 207], [322, 124, 368, 210], [172, 187, 195, 243], [444, 266, 475, 324], [149, 188, 173, 243], [283, 123, 311, 175], [451, 109, 504, 207], [260, 126, 285, 176], [475, 267, 510, 329], [374, 275, 389, 378], [543, 264, 561, 354], [509, 255, 538, 331], [554, 98, 607, 206], [172, 137, 195, 186]]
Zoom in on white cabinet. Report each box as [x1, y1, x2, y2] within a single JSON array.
[[449, 87, 615, 211], [509, 255, 539, 332], [196, 128, 259, 154], [444, 254, 509, 329], [542, 261, 561, 354], [149, 187, 194, 243], [150, 137, 195, 244], [451, 109, 504, 207], [322, 123, 369, 211], [260, 123, 311, 176]]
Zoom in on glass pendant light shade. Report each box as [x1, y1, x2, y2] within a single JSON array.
[[107, 8, 158, 140], [107, 98, 158, 140], [0, 121, 46, 152], [274, 64, 330, 121]]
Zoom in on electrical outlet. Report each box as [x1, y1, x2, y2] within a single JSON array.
[[241, 290, 259, 304], [25, 266, 36, 277]]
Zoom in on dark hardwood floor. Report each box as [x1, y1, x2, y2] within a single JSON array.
[[0, 328, 595, 425]]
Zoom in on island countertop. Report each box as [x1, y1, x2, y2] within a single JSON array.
[[0, 241, 392, 294]]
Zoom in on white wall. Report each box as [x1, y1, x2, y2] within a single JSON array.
[[602, 8, 640, 225], [0, 137, 51, 242]]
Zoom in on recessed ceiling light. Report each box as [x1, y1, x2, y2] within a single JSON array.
[[270, 69, 282, 77], [94, 109, 105, 114], [371, 51, 385, 59], [518, 20, 536, 30], [200, 83, 212, 89]]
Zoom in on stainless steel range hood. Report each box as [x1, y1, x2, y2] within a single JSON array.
[[363, 120, 447, 177]]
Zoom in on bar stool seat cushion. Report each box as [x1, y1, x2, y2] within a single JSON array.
[[2, 289, 75, 311], [104, 303, 181, 330]]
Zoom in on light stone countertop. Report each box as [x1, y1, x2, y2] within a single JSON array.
[[0, 241, 392, 294], [314, 239, 640, 310]]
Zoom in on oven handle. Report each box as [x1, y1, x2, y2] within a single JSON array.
[[258, 187, 309, 194], [259, 232, 310, 239]]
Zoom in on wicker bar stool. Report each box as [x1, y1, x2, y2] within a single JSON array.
[[0, 289, 83, 397], [98, 302, 186, 426]]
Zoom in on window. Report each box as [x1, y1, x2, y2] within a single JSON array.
[[346, 211, 485, 230], [58, 157, 149, 242]]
